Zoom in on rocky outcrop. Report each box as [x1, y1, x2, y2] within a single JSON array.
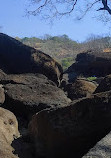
[[2, 74, 71, 119], [94, 74, 111, 93], [29, 90, 111, 158], [0, 107, 20, 158], [0, 71, 71, 158], [82, 131, 111, 158], [66, 49, 111, 81], [0, 33, 63, 85], [64, 78, 97, 100], [2, 34, 111, 158]]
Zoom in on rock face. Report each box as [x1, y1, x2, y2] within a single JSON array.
[[0, 71, 71, 158], [66, 49, 111, 81], [94, 74, 111, 93], [0, 84, 5, 104], [2, 74, 71, 119], [0, 107, 20, 143], [0, 107, 20, 158], [0, 33, 63, 85], [82, 131, 111, 158], [29, 91, 111, 158], [64, 79, 97, 100]]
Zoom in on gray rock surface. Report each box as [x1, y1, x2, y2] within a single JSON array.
[[2, 74, 71, 119], [64, 78, 97, 100], [83, 131, 111, 158], [0, 107, 20, 158], [0, 84, 5, 104]]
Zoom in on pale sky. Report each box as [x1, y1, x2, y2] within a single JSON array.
[[0, 0, 111, 42]]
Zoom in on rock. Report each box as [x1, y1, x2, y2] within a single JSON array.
[[0, 107, 20, 158], [0, 33, 63, 85], [0, 84, 5, 104], [82, 131, 111, 158], [64, 79, 97, 100], [0, 107, 20, 143], [0, 69, 6, 78], [3, 74, 71, 119], [0, 73, 56, 86], [94, 74, 111, 93], [66, 49, 111, 81], [29, 91, 111, 158], [63, 72, 78, 83], [12, 136, 35, 158], [93, 77, 104, 84]]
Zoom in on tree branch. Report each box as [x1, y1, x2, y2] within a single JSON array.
[[59, 0, 78, 15], [27, 0, 48, 15], [98, 0, 111, 15], [78, 0, 100, 20], [27, 0, 111, 21]]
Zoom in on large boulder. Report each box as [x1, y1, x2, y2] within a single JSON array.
[[0, 107, 20, 143], [94, 74, 111, 93], [0, 107, 20, 158], [29, 91, 111, 158], [64, 78, 97, 100], [66, 49, 111, 82], [2, 74, 71, 119], [0, 33, 63, 86]]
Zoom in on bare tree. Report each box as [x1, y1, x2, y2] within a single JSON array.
[[27, 0, 111, 20]]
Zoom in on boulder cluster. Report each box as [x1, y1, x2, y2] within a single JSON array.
[[1, 33, 111, 158]]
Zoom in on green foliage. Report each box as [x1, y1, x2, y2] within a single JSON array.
[[87, 76, 97, 81], [17, 35, 79, 61], [20, 37, 42, 48], [61, 57, 74, 70]]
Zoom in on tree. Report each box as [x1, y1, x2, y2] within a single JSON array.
[[27, 0, 111, 20], [82, 34, 111, 50]]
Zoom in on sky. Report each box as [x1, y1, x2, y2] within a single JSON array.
[[0, 0, 111, 42]]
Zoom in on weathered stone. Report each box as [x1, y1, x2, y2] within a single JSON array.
[[0, 107, 20, 143], [0, 73, 56, 86], [29, 91, 111, 158], [94, 74, 111, 93], [0, 107, 20, 158], [3, 74, 71, 119], [64, 78, 97, 100], [82, 131, 111, 158], [0, 84, 5, 104], [66, 49, 111, 81], [0, 33, 63, 85]]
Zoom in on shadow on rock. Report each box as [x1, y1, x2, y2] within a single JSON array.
[[12, 135, 35, 158]]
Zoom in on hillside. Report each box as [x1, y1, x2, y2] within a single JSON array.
[[15, 35, 111, 70]]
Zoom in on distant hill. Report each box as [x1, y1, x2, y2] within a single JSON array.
[[15, 35, 111, 70]]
